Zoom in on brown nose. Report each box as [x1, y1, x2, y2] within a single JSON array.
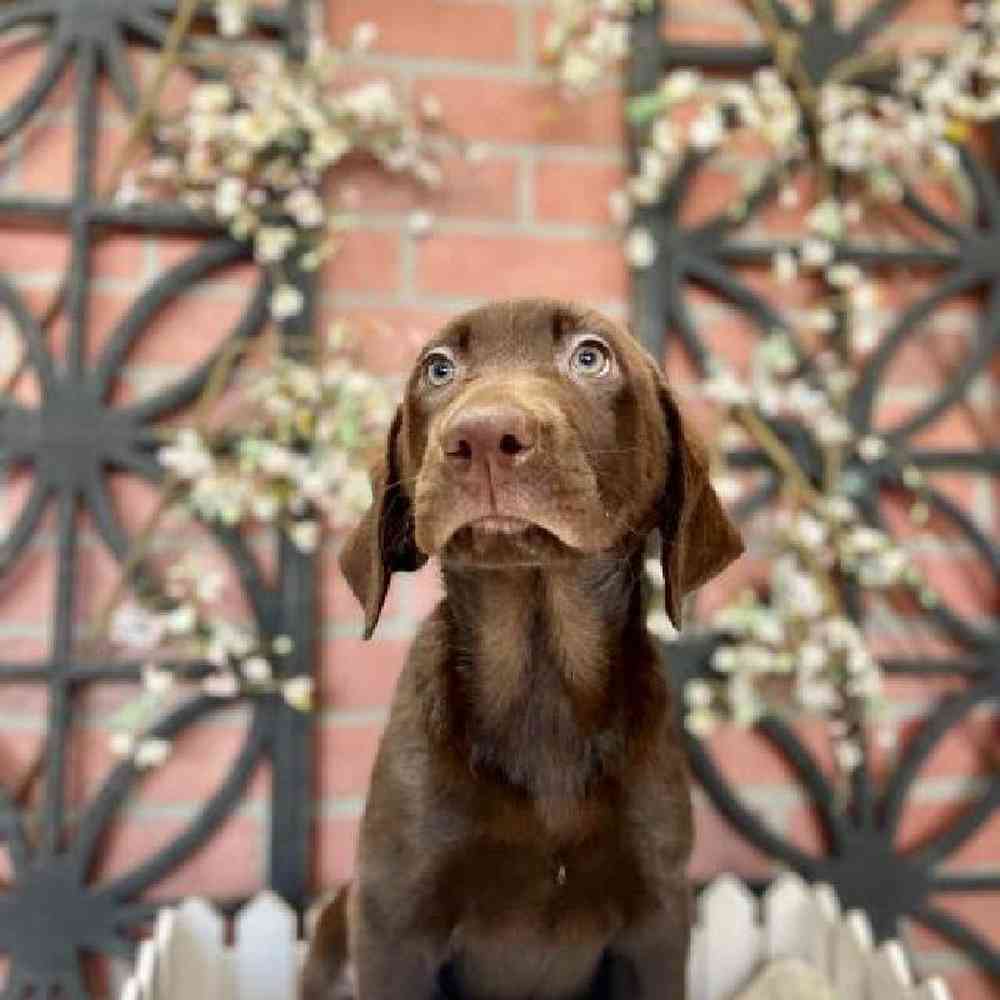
[[442, 405, 536, 467]]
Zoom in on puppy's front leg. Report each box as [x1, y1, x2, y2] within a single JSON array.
[[353, 902, 447, 1000], [607, 903, 690, 999]]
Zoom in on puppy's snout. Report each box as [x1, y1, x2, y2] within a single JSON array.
[[442, 405, 537, 468]]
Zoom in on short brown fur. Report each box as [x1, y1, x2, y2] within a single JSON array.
[[304, 299, 743, 1000]]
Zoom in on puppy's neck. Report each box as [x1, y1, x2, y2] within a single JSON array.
[[441, 553, 644, 824]]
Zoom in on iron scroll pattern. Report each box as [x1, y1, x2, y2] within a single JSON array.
[[0, 2, 315, 995], [628, 0, 999, 983]]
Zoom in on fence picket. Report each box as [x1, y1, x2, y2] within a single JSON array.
[[168, 898, 228, 1000], [699, 875, 759, 999], [688, 923, 709, 1000], [912, 977, 953, 1000], [805, 882, 840, 978], [235, 891, 299, 1000], [762, 872, 812, 962], [832, 908, 874, 999], [116, 882, 954, 1000], [866, 940, 913, 999]]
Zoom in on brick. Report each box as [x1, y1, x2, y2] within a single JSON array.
[[87, 290, 248, 367], [95, 811, 262, 901], [898, 799, 1000, 869], [69, 712, 264, 810], [909, 552, 997, 620], [317, 719, 384, 798], [156, 237, 259, 290], [416, 232, 627, 302], [677, 166, 746, 229], [534, 160, 623, 226], [873, 402, 986, 451], [688, 793, 777, 882], [0, 230, 69, 278], [904, 892, 1000, 959], [326, 305, 450, 374], [695, 720, 836, 787], [314, 815, 361, 889], [692, 554, 768, 619], [894, 710, 997, 786], [333, 152, 519, 221], [327, 0, 519, 63], [18, 122, 128, 198], [401, 564, 444, 619], [0, 546, 53, 626], [321, 637, 408, 710], [939, 966, 1000, 1000], [324, 550, 408, 630], [321, 228, 401, 295], [414, 77, 622, 148]]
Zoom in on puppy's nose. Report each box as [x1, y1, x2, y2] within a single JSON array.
[[442, 405, 536, 466]]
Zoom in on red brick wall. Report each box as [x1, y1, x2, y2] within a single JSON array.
[[0, 1, 996, 996]]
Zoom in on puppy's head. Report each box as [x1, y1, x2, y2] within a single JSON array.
[[340, 299, 743, 637]]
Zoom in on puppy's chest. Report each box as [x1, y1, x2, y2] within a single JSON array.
[[431, 799, 654, 941]]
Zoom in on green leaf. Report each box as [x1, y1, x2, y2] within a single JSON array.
[[626, 91, 667, 125]]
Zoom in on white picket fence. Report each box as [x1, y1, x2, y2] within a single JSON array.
[[119, 874, 951, 1000]]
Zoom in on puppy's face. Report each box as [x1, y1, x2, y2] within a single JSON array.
[[397, 300, 667, 567], [340, 298, 743, 637]]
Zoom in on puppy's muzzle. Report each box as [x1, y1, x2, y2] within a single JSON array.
[[441, 402, 538, 477]]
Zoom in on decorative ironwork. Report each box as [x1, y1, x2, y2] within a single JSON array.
[[0, 2, 315, 995], [630, 0, 999, 982]]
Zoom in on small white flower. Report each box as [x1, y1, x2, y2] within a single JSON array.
[[420, 94, 443, 121], [351, 21, 378, 52], [255, 226, 297, 264], [110, 604, 165, 651], [624, 227, 658, 268], [285, 189, 326, 229], [242, 655, 273, 684], [282, 675, 314, 711], [191, 82, 232, 114], [110, 732, 135, 758], [408, 210, 435, 237], [608, 189, 632, 226], [214, 177, 246, 221], [289, 519, 320, 552], [142, 664, 175, 696], [800, 238, 834, 268], [772, 250, 798, 284], [646, 609, 677, 640], [684, 679, 714, 708], [685, 708, 718, 738], [165, 603, 198, 636], [134, 738, 172, 770], [689, 108, 724, 151], [272, 635, 295, 656], [270, 285, 305, 321], [857, 435, 888, 462], [834, 739, 863, 772], [203, 672, 240, 698], [660, 70, 701, 103]]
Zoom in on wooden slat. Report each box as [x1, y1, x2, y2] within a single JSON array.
[[234, 891, 299, 1000], [698, 875, 760, 999], [763, 872, 813, 962], [168, 898, 229, 1000], [831, 909, 874, 999]]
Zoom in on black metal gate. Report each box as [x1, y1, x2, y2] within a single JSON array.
[[0, 2, 314, 995], [629, 0, 998, 984]]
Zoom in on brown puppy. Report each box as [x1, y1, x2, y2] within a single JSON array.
[[303, 299, 743, 1000]]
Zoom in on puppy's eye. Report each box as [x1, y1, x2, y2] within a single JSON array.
[[424, 352, 456, 387], [570, 340, 611, 378]]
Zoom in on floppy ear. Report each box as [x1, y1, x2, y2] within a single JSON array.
[[658, 387, 744, 630], [338, 408, 426, 639]]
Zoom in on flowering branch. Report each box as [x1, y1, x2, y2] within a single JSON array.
[[546, 0, 999, 769]]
